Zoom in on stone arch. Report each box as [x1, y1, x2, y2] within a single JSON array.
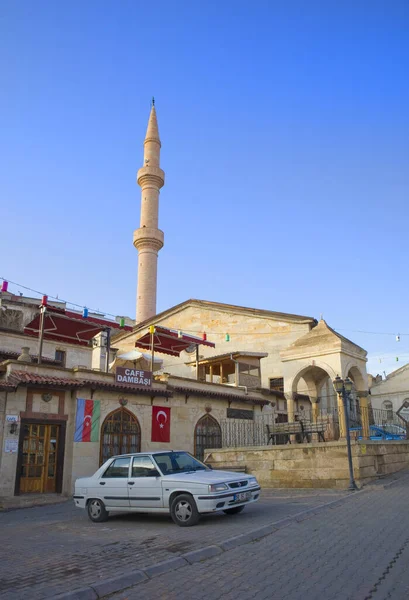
[[345, 363, 367, 392], [290, 360, 337, 394], [194, 414, 222, 461], [100, 407, 141, 465], [288, 362, 338, 419]]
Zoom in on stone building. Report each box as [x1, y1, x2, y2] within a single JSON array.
[[0, 358, 272, 499], [0, 103, 371, 500], [112, 302, 369, 424], [369, 363, 409, 419]]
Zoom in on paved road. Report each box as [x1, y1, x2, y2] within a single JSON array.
[[0, 488, 347, 599], [110, 476, 409, 600]]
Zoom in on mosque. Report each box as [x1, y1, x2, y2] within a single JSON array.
[[0, 104, 369, 499]]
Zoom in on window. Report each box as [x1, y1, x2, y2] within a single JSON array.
[[153, 451, 208, 475], [55, 350, 66, 366], [194, 415, 222, 461], [227, 408, 254, 420], [269, 377, 284, 392], [383, 401, 394, 420], [154, 453, 173, 474], [100, 408, 141, 465], [102, 457, 130, 478], [131, 456, 158, 478]]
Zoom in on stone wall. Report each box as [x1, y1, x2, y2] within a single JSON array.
[[370, 366, 409, 415], [0, 330, 92, 369], [206, 441, 409, 489], [115, 304, 312, 388], [0, 363, 267, 498]]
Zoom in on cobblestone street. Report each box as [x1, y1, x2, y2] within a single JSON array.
[[0, 488, 347, 599], [110, 475, 409, 600]]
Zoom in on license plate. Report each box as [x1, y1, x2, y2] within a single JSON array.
[[234, 491, 251, 503]]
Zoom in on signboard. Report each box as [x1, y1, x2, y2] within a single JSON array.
[[115, 367, 152, 387], [5, 438, 18, 453], [397, 401, 409, 423], [5, 415, 19, 423]]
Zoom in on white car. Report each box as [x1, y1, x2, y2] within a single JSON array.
[[74, 450, 261, 527]]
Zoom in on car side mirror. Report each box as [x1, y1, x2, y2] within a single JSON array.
[[206, 464, 213, 470], [150, 469, 161, 477]]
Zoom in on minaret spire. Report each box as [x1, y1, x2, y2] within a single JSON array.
[[133, 102, 165, 322]]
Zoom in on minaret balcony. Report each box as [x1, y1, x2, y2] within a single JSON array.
[[133, 227, 164, 252], [137, 166, 165, 188]]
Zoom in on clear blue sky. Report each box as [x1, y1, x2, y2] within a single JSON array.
[[1, 1, 408, 374]]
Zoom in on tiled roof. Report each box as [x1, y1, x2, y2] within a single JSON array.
[[80, 379, 171, 397], [0, 380, 18, 391], [169, 385, 269, 405], [0, 350, 60, 365], [7, 371, 82, 388], [0, 370, 171, 397]]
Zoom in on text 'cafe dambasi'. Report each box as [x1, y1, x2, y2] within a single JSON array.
[[115, 367, 152, 386]]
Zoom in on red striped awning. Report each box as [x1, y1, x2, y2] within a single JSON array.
[[24, 306, 132, 346], [135, 326, 215, 357]]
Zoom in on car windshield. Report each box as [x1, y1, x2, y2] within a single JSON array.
[[153, 452, 210, 475]]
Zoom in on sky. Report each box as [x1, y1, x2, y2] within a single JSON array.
[[1, 1, 409, 375]]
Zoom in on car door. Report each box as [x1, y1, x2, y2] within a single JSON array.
[[127, 455, 163, 508], [97, 456, 131, 508]]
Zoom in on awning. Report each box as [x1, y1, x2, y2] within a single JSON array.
[[135, 326, 215, 357], [24, 306, 133, 346]]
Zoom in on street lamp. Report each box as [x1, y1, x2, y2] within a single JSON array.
[[333, 375, 358, 491]]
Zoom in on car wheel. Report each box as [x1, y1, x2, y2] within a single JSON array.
[[87, 498, 109, 523], [170, 494, 200, 527], [223, 505, 246, 515]]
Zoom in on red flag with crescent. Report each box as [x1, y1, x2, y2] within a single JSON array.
[[151, 406, 171, 442]]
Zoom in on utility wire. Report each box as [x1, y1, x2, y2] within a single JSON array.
[[1, 276, 408, 344]]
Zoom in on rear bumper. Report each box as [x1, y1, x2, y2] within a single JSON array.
[[195, 486, 261, 513]]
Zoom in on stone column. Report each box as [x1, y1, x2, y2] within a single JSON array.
[[357, 391, 370, 440], [311, 398, 319, 423], [286, 393, 295, 423], [337, 393, 346, 439]]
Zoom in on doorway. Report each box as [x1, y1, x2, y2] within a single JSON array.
[[17, 421, 65, 494]]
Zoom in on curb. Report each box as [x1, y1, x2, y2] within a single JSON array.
[[363, 469, 409, 491], [53, 489, 364, 600], [0, 496, 69, 513]]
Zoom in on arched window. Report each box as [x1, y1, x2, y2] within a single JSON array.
[[100, 408, 141, 465], [194, 414, 222, 461], [383, 401, 394, 420]]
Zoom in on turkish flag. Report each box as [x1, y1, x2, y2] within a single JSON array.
[[151, 406, 171, 443]]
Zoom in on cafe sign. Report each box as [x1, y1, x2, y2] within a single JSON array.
[[115, 366, 152, 387]]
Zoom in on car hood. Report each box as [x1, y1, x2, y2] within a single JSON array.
[[162, 470, 250, 485]]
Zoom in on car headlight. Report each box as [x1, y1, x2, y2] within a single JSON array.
[[248, 477, 258, 487], [209, 483, 229, 493]]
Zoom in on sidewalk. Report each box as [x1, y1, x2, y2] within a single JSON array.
[[2, 469, 409, 600], [0, 487, 348, 599], [0, 493, 68, 511], [107, 469, 409, 600]]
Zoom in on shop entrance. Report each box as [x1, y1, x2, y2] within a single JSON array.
[[17, 421, 65, 494]]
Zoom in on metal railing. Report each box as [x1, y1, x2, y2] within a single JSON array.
[[220, 407, 407, 448]]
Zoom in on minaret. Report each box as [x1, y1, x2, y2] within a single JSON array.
[[133, 100, 165, 322]]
